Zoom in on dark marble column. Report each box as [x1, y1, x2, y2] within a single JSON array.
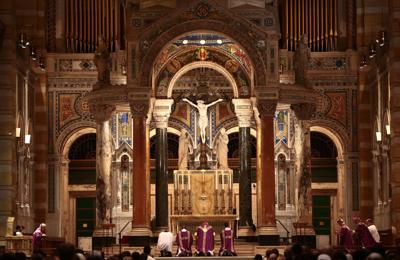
[[239, 127, 252, 226], [155, 128, 168, 228], [152, 99, 174, 230], [232, 99, 254, 231]]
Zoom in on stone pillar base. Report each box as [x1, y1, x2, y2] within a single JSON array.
[[124, 227, 152, 246], [237, 226, 257, 241], [92, 228, 117, 250], [258, 226, 280, 245]]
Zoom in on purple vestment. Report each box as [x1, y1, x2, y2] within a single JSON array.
[[338, 224, 354, 251], [355, 223, 378, 249], [219, 228, 237, 256], [32, 227, 44, 250], [195, 224, 214, 254], [176, 229, 193, 256]]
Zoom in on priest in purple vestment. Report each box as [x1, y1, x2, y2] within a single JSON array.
[[176, 226, 193, 256], [336, 218, 353, 251], [219, 222, 237, 256], [32, 223, 46, 252], [194, 221, 215, 256], [353, 217, 378, 249]]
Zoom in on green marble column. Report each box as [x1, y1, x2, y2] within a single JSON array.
[[155, 128, 168, 228]]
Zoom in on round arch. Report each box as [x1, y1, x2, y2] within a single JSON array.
[[310, 125, 344, 157], [139, 19, 267, 89], [167, 61, 239, 98], [60, 127, 96, 158]]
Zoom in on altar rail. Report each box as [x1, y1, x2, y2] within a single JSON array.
[[5, 236, 65, 256]]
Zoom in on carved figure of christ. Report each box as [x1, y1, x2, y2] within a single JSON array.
[[183, 98, 223, 144]]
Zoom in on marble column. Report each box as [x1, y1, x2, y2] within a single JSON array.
[[152, 99, 174, 230], [291, 102, 316, 247], [256, 99, 279, 245], [232, 99, 253, 229], [128, 100, 152, 245], [89, 104, 116, 226]]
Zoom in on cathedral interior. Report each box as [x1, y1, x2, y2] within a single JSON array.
[[0, 0, 399, 253]]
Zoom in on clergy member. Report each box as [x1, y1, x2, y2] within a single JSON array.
[[353, 217, 378, 249], [195, 221, 215, 256], [366, 218, 380, 244], [219, 222, 237, 256], [336, 218, 353, 251], [176, 225, 193, 256], [32, 223, 46, 252], [157, 228, 174, 256]]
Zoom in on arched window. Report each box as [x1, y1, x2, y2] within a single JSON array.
[[68, 133, 96, 184], [311, 132, 338, 182]]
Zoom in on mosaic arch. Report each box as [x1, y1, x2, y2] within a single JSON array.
[[138, 2, 270, 89], [153, 33, 252, 97], [166, 61, 240, 98]]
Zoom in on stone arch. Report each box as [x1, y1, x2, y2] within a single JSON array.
[[58, 124, 96, 158], [139, 17, 267, 89], [167, 61, 239, 98], [309, 120, 348, 156], [310, 125, 344, 157]]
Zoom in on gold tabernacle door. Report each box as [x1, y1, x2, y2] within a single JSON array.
[[172, 169, 236, 234], [173, 169, 234, 215]]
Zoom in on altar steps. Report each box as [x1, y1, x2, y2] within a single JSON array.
[[102, 240, 286, 257]]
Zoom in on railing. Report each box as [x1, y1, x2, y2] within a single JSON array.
[[276, 219, 290, 245], [118, 220, 133, 255]]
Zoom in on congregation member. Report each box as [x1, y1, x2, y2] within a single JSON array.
[[176, 225, 193, 256], [353, 217, 378, 249], [336, 218, 354, 251], [157, 228, 174, 257], [194, 221, 215, 256], [219, 222, 236, 256], [32, 223, 47, 252]]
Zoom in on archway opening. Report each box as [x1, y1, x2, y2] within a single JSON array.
[[311, 131, 338, 183], [68, 133, 97, 185]]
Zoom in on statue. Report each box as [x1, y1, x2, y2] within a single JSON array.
[[294, 34, 311, 86], [178, 129, 192, 170], [183, 98, 223, 144], [94, 36, 111, 84], [215, 127, 229, 170]]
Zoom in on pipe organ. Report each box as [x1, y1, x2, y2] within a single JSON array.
[[280, 0, 339, 52], [65, 0, 124, 53]]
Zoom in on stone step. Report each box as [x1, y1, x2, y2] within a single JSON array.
[[102, 244, 287, 257]]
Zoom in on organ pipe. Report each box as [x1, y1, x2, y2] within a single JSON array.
[[65, 0, 123, 53], [280, 0, 339, 52]]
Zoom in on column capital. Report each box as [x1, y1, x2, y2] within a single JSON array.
[[291, 103, 316, 120], [89, 103, 116, 123], [130, 101, 149, 117], [256, 99, 277, 116], [232, 99, 253, 127], [152, 99, 174, 128]]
